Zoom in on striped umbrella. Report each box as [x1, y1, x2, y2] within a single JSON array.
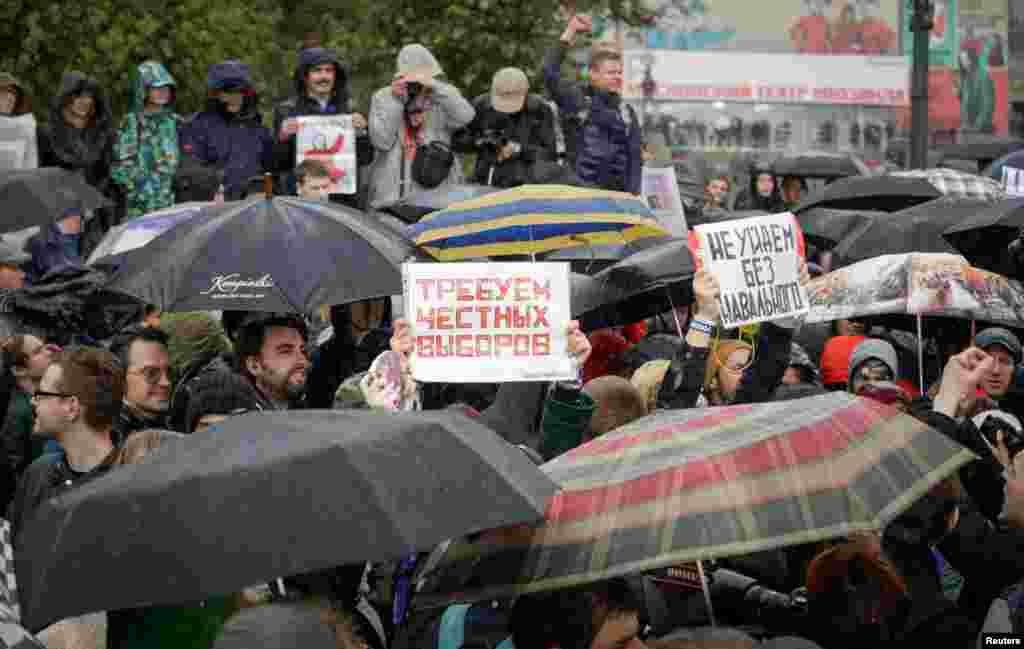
[[408, 184, 671, 261], [413, 392, 973, 608]]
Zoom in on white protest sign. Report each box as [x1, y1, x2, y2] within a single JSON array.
[[642, 165, 688, 236], [296, 115, 357, 194], [1003, 166, 1024, 198], [693, 212, 808, 328], [403, 262, 574, 383]]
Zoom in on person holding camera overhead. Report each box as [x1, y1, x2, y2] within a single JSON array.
[[451, 68, 559, 188], [367, 44, 475, 206]]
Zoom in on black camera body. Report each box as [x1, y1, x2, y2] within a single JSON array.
[[477, 129, 511, 151], [979, 414, 1024, 459]]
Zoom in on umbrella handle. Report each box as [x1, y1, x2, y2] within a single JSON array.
[[917, 315, 925, 396], [697, 559, 717, 627], [667, 289, 685, 338]]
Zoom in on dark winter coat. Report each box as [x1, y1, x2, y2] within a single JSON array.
[[452, 94, 558, 188], [543, 42, 641, 194], [36, 72, 116, 193], [179, 61, 273, 200], [270, 48, 374, 201]]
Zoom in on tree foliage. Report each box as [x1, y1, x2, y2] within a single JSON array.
[[0, 0, 649, 124]]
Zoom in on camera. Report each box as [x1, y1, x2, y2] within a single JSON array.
[[707, 568, 808, 631], [975, 410, 1024, 459], [477, 129, 511, 151]]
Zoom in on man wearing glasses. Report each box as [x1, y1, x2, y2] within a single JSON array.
[[7, 347, 124, 542], [109, 326, 172, 445]]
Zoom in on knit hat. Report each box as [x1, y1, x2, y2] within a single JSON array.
[[820, 335, 866, 387], [976, 327, 1022, 364], [848, 338, 899, 388], [185, 370, 262, 433], [396, 44, 444, 78], [297, 47, 341, 73]]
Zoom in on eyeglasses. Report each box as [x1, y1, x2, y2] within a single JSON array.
[[32, 390, 73, 401], [128, 366, 172, 385]]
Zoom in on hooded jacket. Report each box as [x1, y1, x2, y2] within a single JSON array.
[[734, 167, 786, 212], [111, 61, 179, 219], [180, 60, 273, 200], [542, 43, 641, 194], [37, 72, 115, 191], [271, 48, 374, 199], [0, 72, 37, 171]]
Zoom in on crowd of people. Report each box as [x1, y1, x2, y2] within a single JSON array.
[[0, 9, 1023, 649]]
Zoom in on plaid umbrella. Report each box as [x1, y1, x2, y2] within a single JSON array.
[[409, 185, 670, 261], [795, 169, 1003, 214], [413, 393, 972, 608]]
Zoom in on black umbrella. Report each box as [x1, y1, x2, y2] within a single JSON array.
[[935, 139, 1024, 168], [543, 236, 669, 274], [796, 207, 883, 250], [16, 409, 559, 631], [793, 175, 943, 213], [831, 197, 992, 265], [572, 238, 696, 331], [108, 197, 425, 313], [942, 198, 1024, 274], [375, 184, 501, 224], [0, 168, 109, 233], [771, 151, 871, 179]]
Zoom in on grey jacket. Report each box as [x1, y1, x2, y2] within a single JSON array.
[[367, 81, 475, 206]]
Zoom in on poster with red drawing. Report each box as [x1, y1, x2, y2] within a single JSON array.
[[296, 115, 356, 195]]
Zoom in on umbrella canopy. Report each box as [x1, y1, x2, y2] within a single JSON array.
[[794, 169, 1003, 214], [375, 184, 501, 224], [0, 168, 109, 233], [543, 236, 669, 275], [413, 392, 972, 608], [942, 198, 1024, 274], [108, 197, 423, 313], [409, 185, 670, 261], [572, 238, 696, 331], [805, 252, 1024, 329], [796, 207, 882, 251], [936, 139, 1024, 168], [830, 197, 994, 264], [17, 409, 559, 631], [771, 151, 871, 179], [86, 202, 213, 267], [985, 150, 1024, 180]]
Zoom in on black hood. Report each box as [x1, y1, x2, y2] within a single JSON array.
[[293, 48, 351, 112], [45, 71, 114, 170]]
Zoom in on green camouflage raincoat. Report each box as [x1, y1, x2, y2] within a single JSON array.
[[111, 61, 179, 219]]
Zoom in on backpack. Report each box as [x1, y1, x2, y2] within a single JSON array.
[[433, 601, 512, 649], [561, 90, 639, 170]]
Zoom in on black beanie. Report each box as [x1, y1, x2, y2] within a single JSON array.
[[185, 370, 262, 433]]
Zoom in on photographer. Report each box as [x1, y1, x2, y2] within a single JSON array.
[[452, 68, 559, 188], [367, 44, 475, 206]]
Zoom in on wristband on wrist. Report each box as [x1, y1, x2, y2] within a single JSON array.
[[689, 318, 715, 335]]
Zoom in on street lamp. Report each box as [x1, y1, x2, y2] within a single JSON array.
[[909, 0, 934, 169]]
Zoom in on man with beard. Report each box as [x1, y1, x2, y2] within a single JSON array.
[[272, 48, 373, 207], [6, 347, 123, 542], [234, 313, 309, 410], [109, 326, 172, 445]]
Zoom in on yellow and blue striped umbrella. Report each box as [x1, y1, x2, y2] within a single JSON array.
[[409, 184, 671, 261]]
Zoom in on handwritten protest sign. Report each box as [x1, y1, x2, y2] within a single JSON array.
[[692, 212, 808, 328], [403, 262, 574, 383], [1003, 166, 1024, 198], [296, 115, 356, 194], [642, 165, 688, 236]]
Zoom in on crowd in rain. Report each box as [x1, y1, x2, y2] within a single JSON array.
[[4, 8, 1024, 649]]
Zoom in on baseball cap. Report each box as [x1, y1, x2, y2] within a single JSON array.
[[976, 327, 1022, 364], [491, 68, 529, 114]]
